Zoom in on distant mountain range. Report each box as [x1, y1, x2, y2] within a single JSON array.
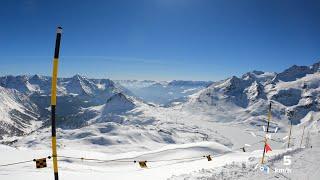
[[115, 80, 213, 105], [0, 61, 319, 148], [0, 74, 211, 139]]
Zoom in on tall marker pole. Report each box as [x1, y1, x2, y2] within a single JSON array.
[[299, 125, 306, 148], [51, 26, 62, 180], [287, 119, 293, 148], [261, 102, 271, 164]]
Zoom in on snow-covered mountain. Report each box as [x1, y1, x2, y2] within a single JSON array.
[[183, 61, 320, 128], [0, 74, 129, 97], [0, 86, 40, 139], [114, 80, 158, 89], [1, 61, 319, 152], [116, 80, 213, 105], [1, 62, 320, 180], [274, 62, 320, 82], [0, 76, 228, 152], [0, 75, 141, 137]]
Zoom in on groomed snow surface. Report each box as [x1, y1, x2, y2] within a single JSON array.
[[1, 121, 319, 180]]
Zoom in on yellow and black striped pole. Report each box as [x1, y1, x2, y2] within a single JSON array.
[[51, 26, 62, 180], [261, 102, 271, 164]]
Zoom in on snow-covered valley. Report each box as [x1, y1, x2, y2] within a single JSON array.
[[0, 61, 320, 180]]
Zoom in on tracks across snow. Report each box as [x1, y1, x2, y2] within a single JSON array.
[[169, 133, 320, 180]]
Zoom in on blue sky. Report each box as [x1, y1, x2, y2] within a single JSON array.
[[0, 0, 319, 81]]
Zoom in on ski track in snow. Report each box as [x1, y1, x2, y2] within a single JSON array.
[[169, 132, 320, 180], [1, 130, 319, 180]]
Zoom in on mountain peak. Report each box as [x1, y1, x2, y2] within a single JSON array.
[[72, 74, 86, 81], [243, 70, 264, 77], [66, 75, 97, 95], [103, 93, 136, 113], [251, 70, 264, 75], [29, 74, 48, 82], [311, 61, 320, 72], [228, 76, 242, 84], [276, 64, 313, 82], [32, 74, 41, 79], [0, 75, 31, 93]]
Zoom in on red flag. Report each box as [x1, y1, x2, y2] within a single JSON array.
[[265, 143, 272, 153]]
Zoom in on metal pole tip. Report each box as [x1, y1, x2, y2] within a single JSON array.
[[56, 27, 63, 34]]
